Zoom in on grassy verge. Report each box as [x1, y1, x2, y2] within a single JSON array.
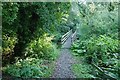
[[71, 52, 95, 78], [72, 63, 95, 78], [43, 61, 56, 77], [43, 47, 60, 77]]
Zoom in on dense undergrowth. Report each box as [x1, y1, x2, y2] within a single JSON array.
[[71, 35, 119, 79], [71, 2, 119, 79], [71, 53, 95, 78], [2, 2, 71, 78]]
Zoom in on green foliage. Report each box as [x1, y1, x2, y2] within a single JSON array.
[[2, 3, 19, 56], [3, 58, 48, 78], [2, 1, 119, 79], [87, 35, 119, 53], [2, 2, 71, 65], [2, 3, 19, 25], [24, 34, 57, 60], [71, 2, 119, 79], [2, 2, 71, 78], [2, 34, 18, 55], [72, 35, 119, 64], [77, 2, 118, 40], [72, 35, 119, 78], [72, 63, 95, 78]]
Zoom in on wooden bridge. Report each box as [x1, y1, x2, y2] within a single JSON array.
[[60, 29, 77, 48]]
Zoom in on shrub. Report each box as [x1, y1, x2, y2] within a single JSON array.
[[72, 35, 119, 62], [2, 2, 70, 65], [2, 3, 19, 25], [2, 34, 18, 55], [71, 35, 119, 78], [3, 58, 48, 78], [24, 34, 56, 60], [86, 35, 119, 62], [72, 64, 95, 78]]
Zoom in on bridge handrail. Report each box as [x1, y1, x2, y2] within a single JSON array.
[[61, 29, 72, 44], [71, 30, 77, 43]]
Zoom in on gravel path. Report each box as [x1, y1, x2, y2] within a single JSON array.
[[52, 34, 76, 78]]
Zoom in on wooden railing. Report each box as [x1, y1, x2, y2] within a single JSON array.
[[61, 29, 72, 45], [71, 30, 77, 43]]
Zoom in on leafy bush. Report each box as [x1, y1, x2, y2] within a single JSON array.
[[2, 3, 19, 58], [2, 2, 71, 65], [71, 35, 119, 78], [71, 2, 119, 79], [2, 3, 19, 25], [3, 58, 48, 78], [72, 64, 95, 78], [86, 35, 119, 62], [24, 34, 56, 60], [72, 35, 119, 63], [2, 34, 18, 55]]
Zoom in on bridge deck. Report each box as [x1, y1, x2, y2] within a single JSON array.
[[61, 33, 73, 49]]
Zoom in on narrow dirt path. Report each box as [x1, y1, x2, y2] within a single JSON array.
[[52, 34, 76, 78]]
